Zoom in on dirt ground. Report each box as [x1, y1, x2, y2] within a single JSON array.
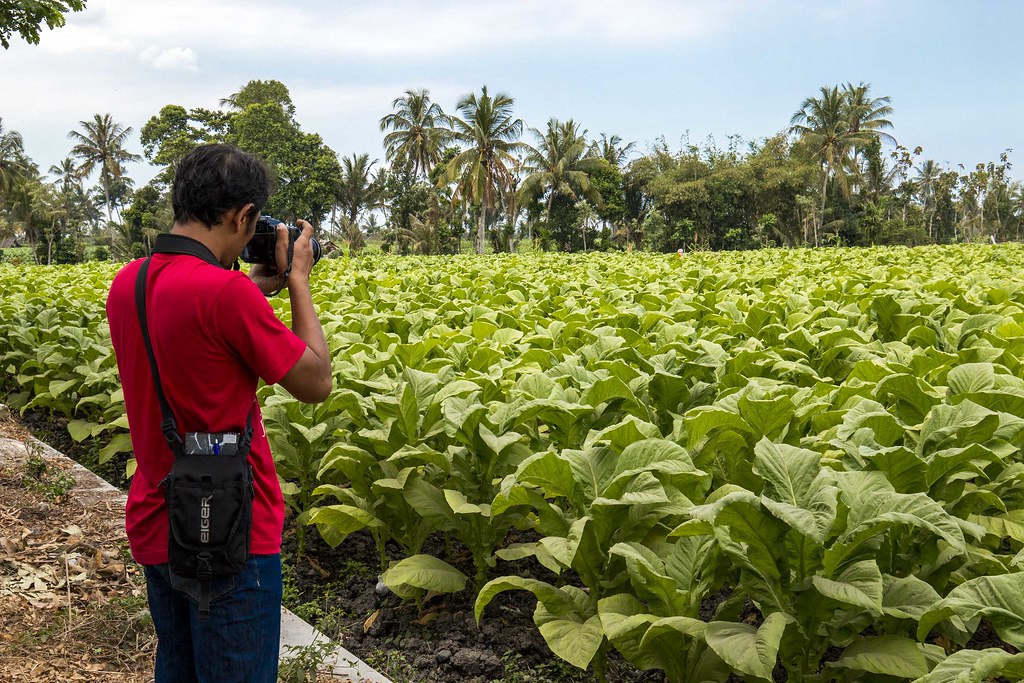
[[0, 408, 156, 682]]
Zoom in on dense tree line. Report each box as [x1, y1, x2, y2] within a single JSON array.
[[1, 79, 1021, 263]]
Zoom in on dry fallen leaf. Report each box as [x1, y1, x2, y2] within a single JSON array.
[[413, 611, 440, 626], [362, 609, 380, 634], [306, 556, 331, 579]]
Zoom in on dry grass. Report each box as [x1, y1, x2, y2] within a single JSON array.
[[0, 409, 156, 682]]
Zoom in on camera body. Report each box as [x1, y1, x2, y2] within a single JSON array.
[[240, 216, 321, 267]]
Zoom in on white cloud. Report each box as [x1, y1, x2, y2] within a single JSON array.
[[34, 22, 133, 54], [139, 46, 198, 72], [36, 0, 737, 60], [274, 0, 738, 57]]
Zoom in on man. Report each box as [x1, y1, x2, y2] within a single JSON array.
[[106, 143, 332, 682]]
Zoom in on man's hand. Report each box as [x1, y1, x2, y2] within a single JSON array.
[[249, 220, 315, 296], [287, 220, 316, 286], [274, 219, 332, 402]]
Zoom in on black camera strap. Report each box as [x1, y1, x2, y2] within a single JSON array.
[[134, 256, 253, 458], [152, 233, 241, 271]]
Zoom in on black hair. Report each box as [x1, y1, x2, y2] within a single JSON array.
[[172, 144, 272, 227]]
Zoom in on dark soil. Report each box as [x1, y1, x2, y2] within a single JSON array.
[[698, 586, 733, 621], [282, 525, 662, 683], [965, 619, 1020, 654]]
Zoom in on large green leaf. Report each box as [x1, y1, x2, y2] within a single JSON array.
[[597, 594, 663, 668], [382, 554, 468, 596], [753, 438, 837, 544], [515, 450, 576, 499], [402, 476, 456, 528], [609, 438, 709, 500], [918, 572, 1024, 647], [738, 392, 796, 440], [306, 504, 383, 547], [563, 446, 619, 502], [609, 542, 686, 614], [705, 612, 794, 680], [911, 647, 1024, 683], [832, 635, 930, 678], [837, 398, 906, 447], [534, 601, 604, 670], [594, 470, 670, 507], [917, 400, 999, 457], [583, 415, 661, 451], [875, 373, 941, 425], [582, 375, 641, 408], [947, 362, 997, 396], [475, 576, 575, 622], [67, 419, 97, 442], [811, 559, 883, 613], [685, 406, 752, 446], [863, 446, 927, 494], [691, 491, 790, 612], [317, 442, 377, 482], [829, 471, 968, 570], [476, 578, 600, 669], [881, 573, 942, 620], [98, 432, 133, 463], [613, 438, 699, 478]]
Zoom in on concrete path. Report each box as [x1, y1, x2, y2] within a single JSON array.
[[0, 432, 391, 683]]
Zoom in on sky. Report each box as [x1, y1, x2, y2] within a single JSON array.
[[2, 0, 1022, 186]]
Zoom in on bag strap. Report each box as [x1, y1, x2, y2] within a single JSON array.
[[135, 258, 187, 458], [134, 257, 254, 458]]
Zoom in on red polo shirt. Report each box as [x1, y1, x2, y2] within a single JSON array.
[[106, 247, 307, 565]]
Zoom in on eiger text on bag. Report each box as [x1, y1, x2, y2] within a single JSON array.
[[164, 450, 253, 580]]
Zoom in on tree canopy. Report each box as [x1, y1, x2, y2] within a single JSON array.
[[0, 0, 86, 49]]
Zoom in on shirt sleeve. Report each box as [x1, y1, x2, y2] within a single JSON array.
[[213, 274, 309, 385]]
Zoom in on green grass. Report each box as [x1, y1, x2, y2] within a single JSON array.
[[20, 444, 76, 501]]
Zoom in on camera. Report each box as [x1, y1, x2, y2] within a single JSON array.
[[240, 216, 321, 267]]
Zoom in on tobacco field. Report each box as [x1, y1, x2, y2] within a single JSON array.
[[3, 243, 1024, 682]]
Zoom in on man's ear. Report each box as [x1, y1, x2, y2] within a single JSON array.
[[229, 203, 258, 234]]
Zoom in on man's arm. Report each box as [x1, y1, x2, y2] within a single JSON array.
[[268, 220, 332, 403]]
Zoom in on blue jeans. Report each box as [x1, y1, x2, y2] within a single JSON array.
[[144, 554, 282, 683]]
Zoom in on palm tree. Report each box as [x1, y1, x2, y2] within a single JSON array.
[[48, 157, 82, 242], [443, 86, 524, 254], [67, 114, 140, 233], [219, 80, 296, 117], [335, 216, 366, 254], [913, 159, 941, 240], [590, 133, 636, 168], [843, 82, 896, 197], [790, 86, 868, 245], [379, 89, 449, 180], [335, 153, 379, 225], [1009, 182, 1024, 241], [842, 82, 895, 144], [407, 215, 433, 254], [0, 117, 28, 198], [519, 118, 604, 233], [49, 157, 80, 194]]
